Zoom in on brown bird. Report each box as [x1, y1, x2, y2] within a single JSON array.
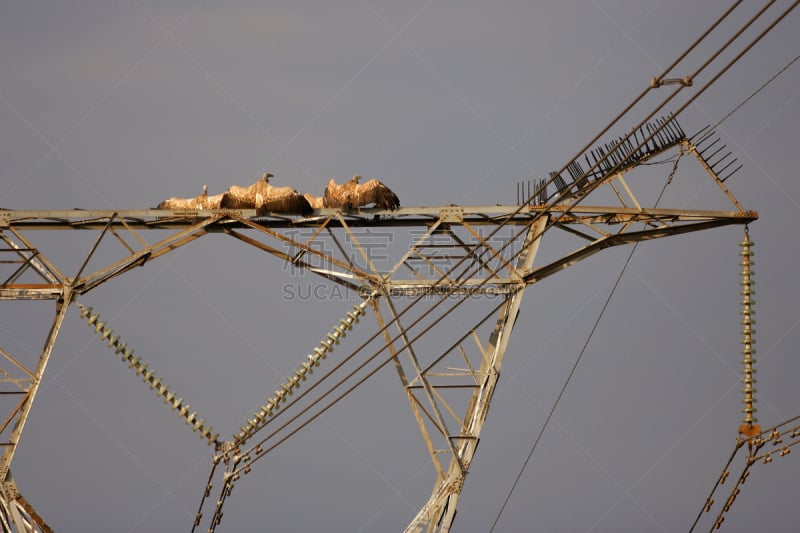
[[220, 173, 313, 216], [323, 175, 400, 210], [303, 193, 324, 210], [156, 184, 222, 210]]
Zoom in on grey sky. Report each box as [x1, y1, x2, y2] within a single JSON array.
[[1, 1, 799, 532]]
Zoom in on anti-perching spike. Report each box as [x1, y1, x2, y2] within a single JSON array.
[[80, 305, 92, 318], [135, 363, 148, 376], [150, 378, 162, 390], [114, 342, 127, 355], [100, 327, 113, 341], [94, 321, 106, 334], [128, 356, 141, 369], [171, 397, 183, 410], [87, 313, 99, 325], [107, 335, 120, 348]]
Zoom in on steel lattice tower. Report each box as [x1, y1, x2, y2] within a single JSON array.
[[0, 117, 761, 531]]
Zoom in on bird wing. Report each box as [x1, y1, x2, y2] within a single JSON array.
[[220, 183, 256, 208], [304, 193, 324, 209], [356, 179, 400, 209], [258, 185, 313, 216], [323, 179, 345, 208], [201, 193, 224, 209]]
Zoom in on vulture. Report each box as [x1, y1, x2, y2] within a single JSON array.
[[323, 175, 400, 210], [303, 193, 324, 210], [156, 184, 223, 210], [220, 173, 313, 217]]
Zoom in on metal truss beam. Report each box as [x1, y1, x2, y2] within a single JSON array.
[[0, 136, 759, 531]]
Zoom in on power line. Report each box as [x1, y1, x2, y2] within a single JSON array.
[[711, 50, 800, 131], [489, 156, 681, 532]]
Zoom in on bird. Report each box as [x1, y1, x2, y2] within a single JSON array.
[[323, 175, 400, 210], [156, 184, 222, 210], [220, 173, 313, 217], [303, 193, 324, 210]]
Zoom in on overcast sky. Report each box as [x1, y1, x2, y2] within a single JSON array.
[[1, 1, 799, 532]]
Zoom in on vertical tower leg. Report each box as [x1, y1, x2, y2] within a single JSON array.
[[0, 290, 72, 533], [404, 217, 547, 533]]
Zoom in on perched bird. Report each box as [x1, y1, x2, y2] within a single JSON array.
[[303, 193, 324, 210], [156, 184, 222, 210], [323, 175, 400, 210], [220, 173, 313, 217], [200, 184, 225, 210]]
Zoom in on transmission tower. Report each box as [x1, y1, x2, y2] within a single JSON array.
[[0, 114, 756, 531], [4, 2, 799, 527]]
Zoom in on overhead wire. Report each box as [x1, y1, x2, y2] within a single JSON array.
[[489, 154, 682, 532], [236, 0, 792, 465], [198, 1, 798, 528], [227, 0, 773, 469], [710, 49, 800, 131]]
